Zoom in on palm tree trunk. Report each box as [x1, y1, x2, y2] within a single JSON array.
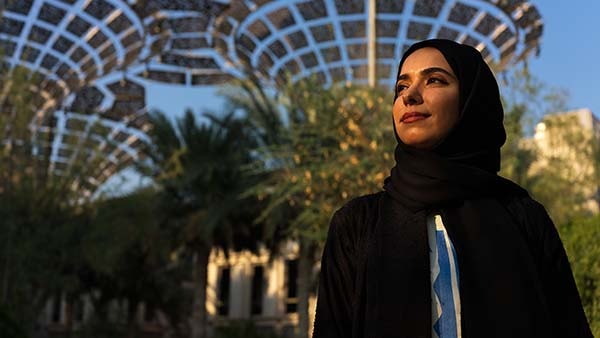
[[190, 247, 210, 338], [297, 241, 314, 338]]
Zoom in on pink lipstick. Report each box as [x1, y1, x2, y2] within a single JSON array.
[[400, 112, 430, 123]]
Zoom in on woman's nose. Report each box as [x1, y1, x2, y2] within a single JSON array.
[[401, 86, 422, 106]]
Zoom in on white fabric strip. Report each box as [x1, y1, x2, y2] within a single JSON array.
[[428, 214, 462, 338]]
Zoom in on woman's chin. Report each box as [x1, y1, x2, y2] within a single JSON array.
[[398, 135, 438, 150]]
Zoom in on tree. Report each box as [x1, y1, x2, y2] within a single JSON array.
[[559, 216, 600, 336], [225, 74, 396, 338], [498, 64, 599, 332], [499, 102, 538, 187], [140, 109, 260, 338], [496, 64, 596, 225], [0, 66, 102, 335], [0, 64, 151, 336], [68, 188, 188, 338], [499, 63, 568, 184], [527, 112, 600, 224]]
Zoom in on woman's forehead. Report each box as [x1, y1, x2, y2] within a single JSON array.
[[399, 47, 454, 76]]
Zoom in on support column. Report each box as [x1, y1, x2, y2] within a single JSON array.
[[367, 0, 377, 87]]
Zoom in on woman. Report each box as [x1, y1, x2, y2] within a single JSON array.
[[312, 39, 592, 338]]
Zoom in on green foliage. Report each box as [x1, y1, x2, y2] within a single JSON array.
[[142, 109, 260, 252], [498, 63, 599, 332], [499, 63, 570, 187], [138, 109, 262, 337], [528, 114, 600, 225], [500, 103, 537, 186], [497, 64, 599, 225], [227, 75, 395, 246], [0, 193, 86, 327], [0, 305, 29, 338], [559, 216, 600, 336], [0, 63, 190, 334], [80, 188, 191, 329], [499, 63, 569, 132], [224, 75, 397, 338], [0, 65, 101, 333]]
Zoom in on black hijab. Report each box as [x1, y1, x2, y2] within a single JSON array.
[[371, 39, 553, 337], [385, 39, 527, 210]]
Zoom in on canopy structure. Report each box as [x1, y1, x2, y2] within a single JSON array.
[[0, 0, 543, 190]]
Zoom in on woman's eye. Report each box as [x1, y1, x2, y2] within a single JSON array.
[[427, 77, 446, 85], [396, 83, 408, 92]]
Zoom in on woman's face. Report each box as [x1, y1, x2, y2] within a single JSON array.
[[393, 47, 460, 149]]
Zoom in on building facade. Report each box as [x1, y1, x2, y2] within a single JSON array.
[[530, 108, 600, 214], [206, 242, 314, 337]]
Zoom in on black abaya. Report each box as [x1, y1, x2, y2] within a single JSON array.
[[312, 39, 592, 338]]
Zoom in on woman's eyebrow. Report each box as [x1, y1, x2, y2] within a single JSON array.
[[397, 67, 456, 81]]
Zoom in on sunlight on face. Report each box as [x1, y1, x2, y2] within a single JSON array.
[[393, 48, 460, 149]]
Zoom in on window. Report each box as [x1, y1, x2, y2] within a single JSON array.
[[250, 265, 265, 315], [217, 267, 231, 316], [285, 259, 298, 313]]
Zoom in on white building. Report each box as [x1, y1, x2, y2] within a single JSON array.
[[206, 241, 316, 337], [40, 241, 315, 338], [530, 108, 600, 214]]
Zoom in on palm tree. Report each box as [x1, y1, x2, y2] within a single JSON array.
[[141, 109, 259, 338], [224, 73, 395, 338], [70, 188, 187, 337]]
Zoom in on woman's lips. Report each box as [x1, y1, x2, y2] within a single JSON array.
[[400, 112, 430, 123]]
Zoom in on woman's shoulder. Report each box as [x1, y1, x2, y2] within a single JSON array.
[[503, 194, 553, 225], [338, 191, 384, 212], [335, 191, 384, 218], [328, 192, 384, 245], [502, 194, 557, 248]]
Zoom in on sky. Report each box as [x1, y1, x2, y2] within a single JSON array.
[[527, 0, 600, 117], [146, 0, 600, 122]]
